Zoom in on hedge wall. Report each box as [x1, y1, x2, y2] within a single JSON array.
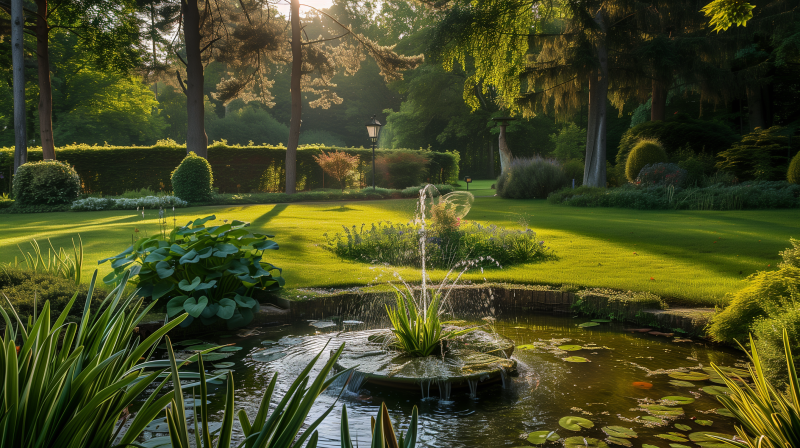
[[0, 143, 460, 196]]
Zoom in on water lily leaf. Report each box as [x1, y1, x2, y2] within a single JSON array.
[[642, 445, 661, 448], [167, 295, 189, 317], [216, 298, 236, 320], [591, 319, 612, 323], [558, 345, 583, 351], [185, 343, 218, 351], [669, 445, 691, 448], [702, 386, 731, 396], [176, 339, 204, 346], [178, 277, 202, 291], [578, 322, 600, 328], [655, 434, 688, 442], [141, 436, 172, 448], [702, 366, 751, 378], [311, 321, 336, 329], [632, 382, 653, 389], [559, 416, 594, 431], [252, 350, 287, 363], [183, 296, 208, 318], [661, 396, 695, 405], [606, 437, 632, 447], [641, 405, 684, 417], [156, 261, 175, 279], [516, 344, 536, 350], [688, 432, 736, 443], [602, 426, 637, 438], [640, 416, 665, 423], [563, 437, 608, 448], [716, 408, 734, 417], [695, 420, 713, 426], [211, 369, 233, 375], [217, 346, 242, 352], [279, 336, 303, 346], [213, 362, 235, 368], [187, 352, 231, 362], [526, 430, 560, 444], [563, 356, 590, 363], [669, 380, 695, 387], [668, 372, 709, 381], [674, 424, 692, 431]]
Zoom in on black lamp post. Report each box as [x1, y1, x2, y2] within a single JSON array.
[[365, 115, 382, 190]]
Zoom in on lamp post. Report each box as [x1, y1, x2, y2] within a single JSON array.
[[365, 115, 382, 190]]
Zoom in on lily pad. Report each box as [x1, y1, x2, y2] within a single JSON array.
[[674, 424, 692, 431], [175, 339, 204, 346], [517, 344, 536, 350], [563, 356, 591, 363], [702, 366, 751, 378], [669, 445, 691, 448], [213, 362, 235, 368], [715, 408, 734, 417], [563, 437, 608, 448], [144, 418, 169, 433], [342, 320, 364, 325], [640, 416, 665, 423], [641, 405, 684, 417], [278, 336, 303, 346], [702, 386, 731, 396], [184, 343, 219, 351], [696, 420, 713, 426], [187, 353, 231, 362], [642, 445, 661, 448], [602, 426, 637, 438], [606, 436, 632, 447], [688, 432, 736, 443], [669, 380, 695, 387], [655, 434, 688, 442], [141, 436, 172, 448], [526, 430, 560, 445], [252, 350, 287, 363], [661, 396, 695, 405], [578, 322, 601, 328], [217, 346, 242, 352], [558, 345, 583, 351], [559, 416, 594, 431], [668, 372, 709, 381], [211, 369, 233, 375], [591, 319, 612, 323], [310, 321, 336, 329]]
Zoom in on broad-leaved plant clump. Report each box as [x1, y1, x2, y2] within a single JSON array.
[[171, 151, 214, 202], [100, 215, 283, 329]]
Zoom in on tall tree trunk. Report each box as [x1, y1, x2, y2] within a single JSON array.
[[746, 84, 766, 130], [583, 10, 608, 188], [651, 79, 667, 122], [35, 0, 55, 160], [498, 122, 513, 173], [12, 0, 27, 172], [151, 4, 158, 101], [183, 0, 208, 158], [285, 0, 302, 194]]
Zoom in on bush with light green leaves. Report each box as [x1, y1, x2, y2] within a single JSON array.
[[100, 215, 283, 329]]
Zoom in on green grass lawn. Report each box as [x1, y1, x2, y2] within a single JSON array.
[[1, 197, 797, 306]]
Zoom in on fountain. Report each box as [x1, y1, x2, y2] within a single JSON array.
[[332, 185, 518, 396]]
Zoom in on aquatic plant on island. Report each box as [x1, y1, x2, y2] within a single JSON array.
[[99, 215, 283, 329]]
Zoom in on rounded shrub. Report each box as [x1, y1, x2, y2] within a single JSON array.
[[636, 162, 688, 187], [12, 160, 81, 205], [496, 156, 568, 199], [171, 151, 214, 202], [625, 139, 667, 182], [789, 151, 800, 184]]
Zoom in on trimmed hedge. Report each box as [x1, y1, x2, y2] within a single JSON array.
[[0, 143, 460, 196]]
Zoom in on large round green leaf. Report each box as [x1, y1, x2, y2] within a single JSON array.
[[674, 424, 692, 431], [606, 436, 631, 447], [668, 372, 709, 381], [655, 433, 688, 442], [640, 416, 665, 423], [178, 277, 202, 291], [526, 430, 560, 444], [669, 380, 695, 387], [602, 426, 637, 438], [702, 386, 731, 396], [216, 298, 237, 320], [702, 366, 751, 378], [559, 416, 594, 431], [217, 346, 242, 352], [183, 296, 208, 318], [151, 280, 174, 300], [695, 420, 713, 426], [187, 352, 232, 362], [641, 405, 684, 417], [578, 322, 600, 328], [234, 294, 258, 309], [558, 345, 583, 351], [563, 437, 607, 448], [563, 356, 591, 363], [213, 362, 235, 368], [688, 432, 736, 443], [591, 319, 612, 323], [661, 396, 695, 405], [716, 408, 734, 417], [167, 295, 190, 317], [156, 260, 175, 279]]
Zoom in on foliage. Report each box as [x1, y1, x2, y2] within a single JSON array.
[[99, 215, 283, 329], [172, 152, 215, 202], [616, 117, 739, 166], [0, 268, 105, 324], [0, 271, 190, 448], [71, 195, 188, 211], [9, 237, 83, 285], [12, 161, 81, 205], [562, 159, 585, 186], [325, 220, 554, 269], [0, 145, 459, 195], [205, 105, 289, 146], [702, 0, 756, 32], [712, 330, 799, 448], [299, 129, 347, 147], [625, 140, 667, 182], [751, 302, 800, 386], [780, 238, 800, 269], [786, 150, 800, 184], [717, 126, 791, 181], [672, 147, 718, 186], [206, 184, 456, 206], [314, 151, 360, 191], [547, 181, 800, 210], [386, 290, 477, 357], [636, 163, 688, 188], [550, 124, 586, 162], [496, 156, 568, 199], [372, 152, 430, 189]]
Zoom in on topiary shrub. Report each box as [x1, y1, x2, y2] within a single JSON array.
[[171, 151, 214, 202], [496, 156, 568, 199], [12, 160, 81, 205], [788, 151, 800, 184], [625, 139, 667, 182]]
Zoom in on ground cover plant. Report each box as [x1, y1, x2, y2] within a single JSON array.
[[0, 197, 797, 307]]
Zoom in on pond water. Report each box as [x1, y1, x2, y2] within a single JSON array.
[[158, 313, 744, 448]]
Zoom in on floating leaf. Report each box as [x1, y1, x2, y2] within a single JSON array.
[[558, 345, 583, 351], [640, 416, 665, 423], [715, 408, 734, 417], [606, 436, 632, 447], [688, 432, 736, 443], [563, 437, 608, 448], [669, 445, 691, 448], [310, 321, 336, 329], [279, 336, 303, 346], [627, 328, 652, 333], [185, 343, 218, 351], [661, 396, 695, 405], [702, 386, 731, 396], [696, 420, 713, 426], [144, 418, 170, 433], [213, 362, 235, 368], [578, 322, 601, 328], [668, 372, 709, 381], [251, 350, 287, 363], [516, 344, 536, 350], [674, 424, 692, 431], [591, 319, 612, 323], [669, 380, 695, 387], [632, 381, 653, 390], [141, 436, 172, 448], [642, 446, 661, 448], [187, 353, 231, 362], [212, 369, 233, 375], [655, 433, 688, 442], [563, 356, 590, 363], [176, 339, 204, 346], [702, 366, 751, 378], [217, 346, 242, 352], [602, 426, 637, 438], [641, 405, 684, 417], [559, 416, 594, 431], [526, 430, 560, 445]]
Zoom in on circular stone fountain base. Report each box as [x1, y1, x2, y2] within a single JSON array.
[[333, 328, 517, 393]]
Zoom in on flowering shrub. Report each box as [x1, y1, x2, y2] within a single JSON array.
[[636, 163, 688, 188], [324, 220, 554, 268], [72, 195, 188, 211], [313, 150, 359, 191]]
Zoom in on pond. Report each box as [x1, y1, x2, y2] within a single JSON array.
[[153, 312, 744, 448]]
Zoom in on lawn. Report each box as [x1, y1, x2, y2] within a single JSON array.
[[1, 197, 797, 306]]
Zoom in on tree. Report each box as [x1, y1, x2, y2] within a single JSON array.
[[11, 0, 25, 172], [313, 150, 359, 190]]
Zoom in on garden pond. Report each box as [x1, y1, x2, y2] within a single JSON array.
[[143, 313, 745, 448]]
